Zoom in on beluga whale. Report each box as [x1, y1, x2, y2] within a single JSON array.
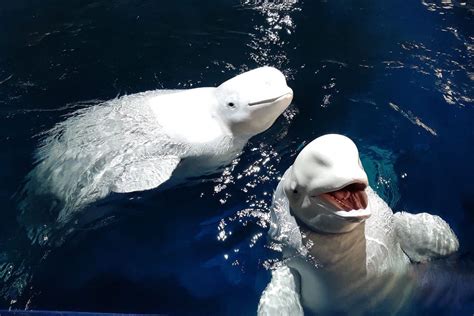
[[19, 67, 293, 240], [258, 134, 459, 315]]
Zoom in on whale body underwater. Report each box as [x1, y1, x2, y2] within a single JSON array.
[[258, 134, 459, 315], [19, 67, 293, 243]]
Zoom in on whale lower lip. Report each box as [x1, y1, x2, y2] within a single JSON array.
[[248, 92, 293, 106], [334, 209, 371, 220]]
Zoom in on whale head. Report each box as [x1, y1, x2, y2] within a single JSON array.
[[283, 134, 371, 234], [215, 67, 293, 137]]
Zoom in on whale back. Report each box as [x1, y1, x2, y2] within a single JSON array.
[[18, 91, 186, 243], [148, 87, 229, 144]]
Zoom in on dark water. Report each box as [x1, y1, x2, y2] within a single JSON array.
[[0, 0, 473, 314]]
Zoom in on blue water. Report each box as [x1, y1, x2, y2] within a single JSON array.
[[0, 0, 473, 314]]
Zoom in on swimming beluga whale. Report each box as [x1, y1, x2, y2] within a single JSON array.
[[20, 67, 293, 229], [258, 134, 459, 315]]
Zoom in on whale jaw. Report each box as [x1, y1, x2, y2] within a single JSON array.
[[297, 181, 372, 234], [236, 90, 293, 136]]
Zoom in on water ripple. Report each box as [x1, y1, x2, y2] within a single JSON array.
[[389, 102, 438, 136], [240, 0, 301, 77]]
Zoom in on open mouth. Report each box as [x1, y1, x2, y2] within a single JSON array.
[[319, 182, 369, 212], [248, 92, 293, 106]]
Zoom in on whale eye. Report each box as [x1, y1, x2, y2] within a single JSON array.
[[227, 102, 235, 107]]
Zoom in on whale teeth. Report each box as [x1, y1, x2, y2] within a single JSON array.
[[333, 190, 350, 201]]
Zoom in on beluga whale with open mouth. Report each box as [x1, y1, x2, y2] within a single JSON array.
[[19, 67, 293, 241], [258, 134, 459, 315]]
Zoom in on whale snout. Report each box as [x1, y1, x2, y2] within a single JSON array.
[[248, 89, 293, 107]]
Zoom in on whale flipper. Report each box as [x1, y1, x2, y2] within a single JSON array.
[[393, 212, 459, 263], [112, 155, 180, 193], [258, 266, 304, 316]]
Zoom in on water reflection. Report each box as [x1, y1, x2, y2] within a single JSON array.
[[0, 0, 472, 313], [422, 0, 474, 12], [240, 0, 301, 76], [211, 115, 297, 249], [360, 145, 401, 207]]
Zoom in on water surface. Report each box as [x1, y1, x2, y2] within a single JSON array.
[[0, 0, 473, 314]]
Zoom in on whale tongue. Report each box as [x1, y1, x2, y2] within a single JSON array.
[[323, 183, 368, 211]]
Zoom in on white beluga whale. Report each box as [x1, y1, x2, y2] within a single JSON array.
[[258, 134, 459, 315], [19, 67, 293, 239]]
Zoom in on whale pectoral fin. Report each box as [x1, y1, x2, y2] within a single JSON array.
[[393, 212, 459, 263], [112, 156, 181, 193], [258, 265, 304, 316]]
